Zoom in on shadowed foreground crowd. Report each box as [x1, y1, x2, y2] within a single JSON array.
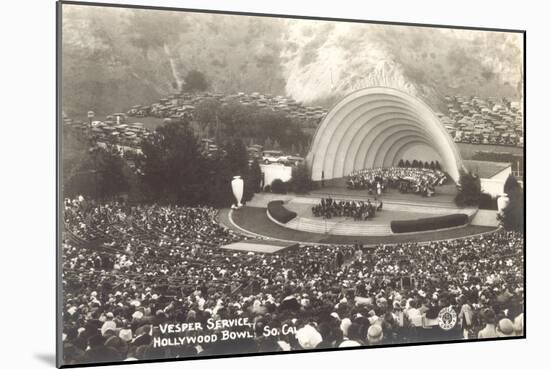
[[62, 198, 524, 365]]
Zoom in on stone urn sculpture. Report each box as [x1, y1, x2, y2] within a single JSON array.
[[231, 176, 244, 209]]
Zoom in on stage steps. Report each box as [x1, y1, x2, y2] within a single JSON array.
[[285, 217, 393, 236]]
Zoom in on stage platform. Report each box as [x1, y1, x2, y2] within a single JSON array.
[[279, 204, 476, 236], [220, 207, 495, 245], [283, 192, 475, 236], [221, 239, 298, 254], [244, 180, 476, 237], [282, 203, 418, 236]]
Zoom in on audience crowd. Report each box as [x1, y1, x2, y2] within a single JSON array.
[[347, 167, 447, 197], [61, 198, 523, 365], [312, 197, 382, 220]]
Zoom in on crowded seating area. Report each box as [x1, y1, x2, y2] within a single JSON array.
[[312, 197, 382, 220], [62, 198, 523, 364], [347, 167, 447, 197]]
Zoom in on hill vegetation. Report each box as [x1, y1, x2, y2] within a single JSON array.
[[62, 5, 523, 117]]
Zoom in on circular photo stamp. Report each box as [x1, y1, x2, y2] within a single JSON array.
[[438, 307, 458, 331]]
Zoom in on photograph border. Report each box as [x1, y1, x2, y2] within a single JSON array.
[[55, 1, 526, 367]]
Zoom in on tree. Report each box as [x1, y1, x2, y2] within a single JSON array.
[[195, 98, 222, 139], [182, 70, 209, 93], [140, 122, 207, 205], [224, 139, 248, 177], [62, 125, 89, 189], [499, 175, 524, 232], [198, 102, 308, 154], [64, 145, 131, 201], [264, 137, 273, 150], [398, 159, 405, 167], [290, 163, 314, 194], [271, 179, 287, 194], [221, 139, 253, 204], [202, 155, 233, 207], [454, 170, 482, 207], [504, 173, 521, 195], [290, 143, 297, 155], [246, 159, 263, 195], [297, 143, 304, 156], [97, 147, 131, 199]]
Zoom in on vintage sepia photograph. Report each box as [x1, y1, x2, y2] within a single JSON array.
[[57, 1, 525, 367]]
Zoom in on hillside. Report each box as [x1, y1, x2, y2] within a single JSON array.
[[61, 5, 523, 117]]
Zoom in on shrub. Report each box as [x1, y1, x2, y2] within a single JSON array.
[[391, 214, 469, 233], [498, 175, 524, 232], [478, 193, 498, 210], [267, 200, 297, 223], [455, 170, 499, 209], [289, 163, 314, 194], [271, 179, 288, 194], [182, 70, 209, 92], [454, 170, 482, 207]]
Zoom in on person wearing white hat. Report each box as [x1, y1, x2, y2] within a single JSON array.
[[338, 339, 361, 348], [119, 328, 133, 343], [296, 324, 323, 349], [132, 311, 144, 320], [496, 318, 515, 337], [367, 325, 384, 345], [101, 320, 117, 336], [340, 318, 352, 337]]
